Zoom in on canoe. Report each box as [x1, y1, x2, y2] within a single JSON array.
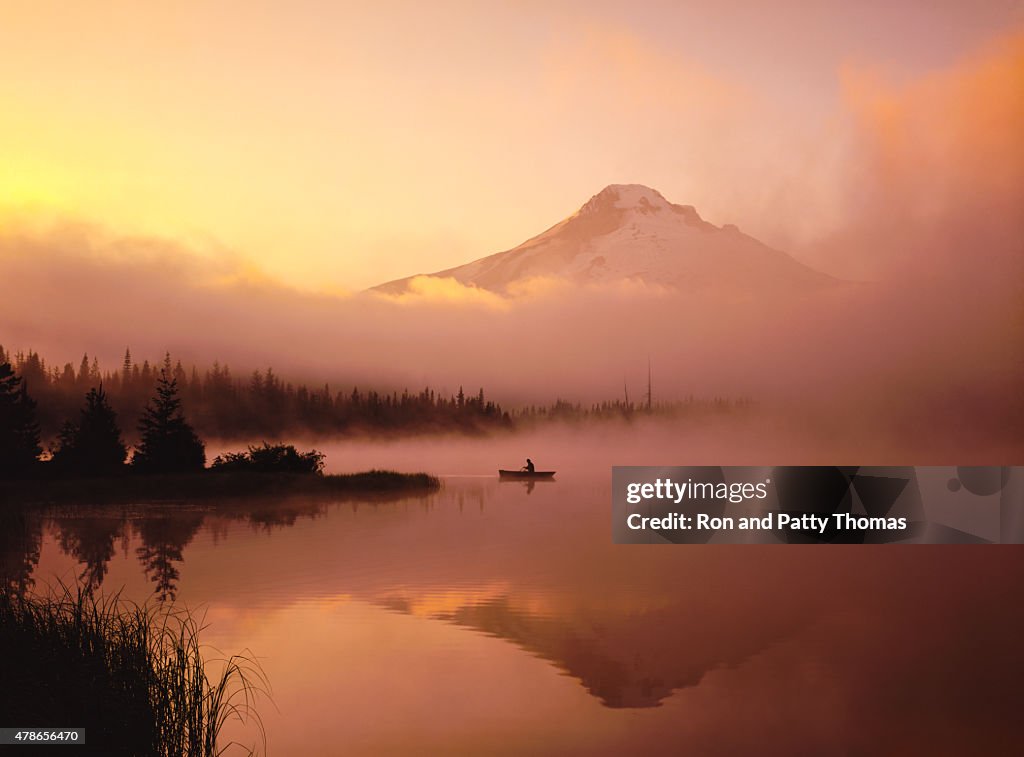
[[498, 470, 556, 480]]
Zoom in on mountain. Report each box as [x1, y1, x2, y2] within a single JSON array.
[[371, 184, 835, 295]]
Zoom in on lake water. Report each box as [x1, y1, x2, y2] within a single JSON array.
[[4, 433, 1023, 754]]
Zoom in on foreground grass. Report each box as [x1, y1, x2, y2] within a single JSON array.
[[0, 584, 268, 756], [0, 469, 441, 505]]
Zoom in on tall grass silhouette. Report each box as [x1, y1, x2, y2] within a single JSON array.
[[0, 582, 269, 756]]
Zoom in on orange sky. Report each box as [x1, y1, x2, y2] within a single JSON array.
[[1, 1, 1021, 291]]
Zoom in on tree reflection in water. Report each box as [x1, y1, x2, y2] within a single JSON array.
[[0, 508, 42, 595], [57, 515, 126, 594], [134, 515, 204, 601]]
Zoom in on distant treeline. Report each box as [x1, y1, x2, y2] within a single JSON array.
[[1, 346, 751, 445]]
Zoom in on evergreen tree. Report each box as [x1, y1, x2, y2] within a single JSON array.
[[121, 348, 132, 387], [78, 353, 91, 391], [0, 361, 42, 478], [59, 363, 76, 391], [132, 366, 205, 473], [51, 385, 127, 476], [173, 359, 187, 388]]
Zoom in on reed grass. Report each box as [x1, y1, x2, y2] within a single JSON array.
[[0, 582, 269, 756]]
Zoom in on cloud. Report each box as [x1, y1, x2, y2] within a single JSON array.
[[809, 29, 1024, 281], [372, 276, 510, 310], [371, 272, 677, 308], [0, 212, 1020, 457]]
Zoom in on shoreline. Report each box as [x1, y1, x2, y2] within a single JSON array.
[[0, 469, 441, 506]]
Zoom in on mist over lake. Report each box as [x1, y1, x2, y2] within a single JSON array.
[[3, 430, 1020, 754]]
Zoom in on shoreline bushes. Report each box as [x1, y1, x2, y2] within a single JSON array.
[[211, 443, 324, 475]]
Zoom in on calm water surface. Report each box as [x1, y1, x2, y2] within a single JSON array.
[[4, 437, 1023, 755]]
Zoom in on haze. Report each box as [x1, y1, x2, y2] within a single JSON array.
[[1, 3, 1022, 456], [1, 1, 1022, 289]]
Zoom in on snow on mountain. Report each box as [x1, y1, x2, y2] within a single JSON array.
[[371, 184, 835, 295]]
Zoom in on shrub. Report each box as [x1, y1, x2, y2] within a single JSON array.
[[211, 443, 325, 475]]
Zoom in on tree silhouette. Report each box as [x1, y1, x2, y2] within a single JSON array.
[[0, 360, 42, 478], [0, 346, 746, 441], [77, 353, 91, 392], [121, 347, 132, 387], [51, 385, 128, 477], [131, 359, 206, 474]]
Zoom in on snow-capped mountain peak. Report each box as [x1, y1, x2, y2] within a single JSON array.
[[580, 184, 671, 213], [371, 184, 835, 295]]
